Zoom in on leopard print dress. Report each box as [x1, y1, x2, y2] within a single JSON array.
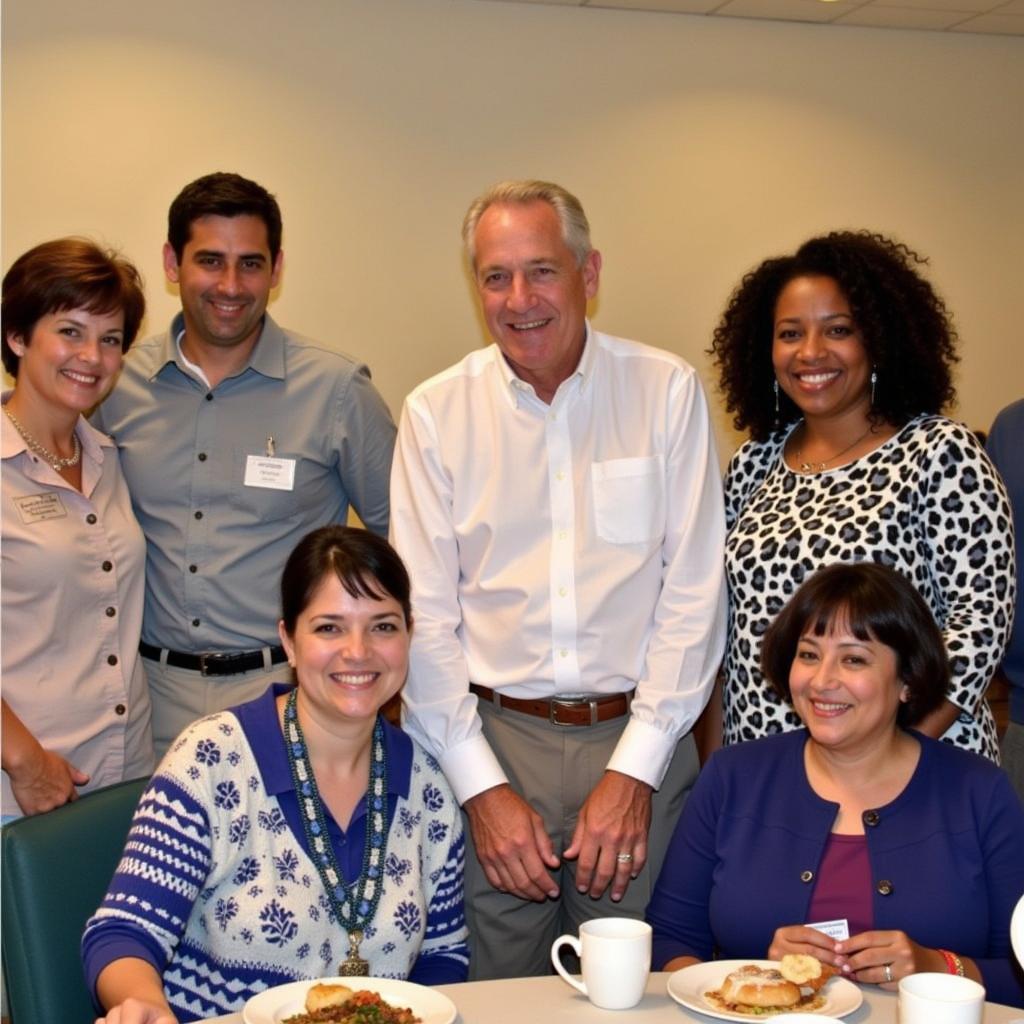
[[723, 413, 1015, 761]]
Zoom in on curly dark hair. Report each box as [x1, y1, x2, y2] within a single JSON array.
[[709, 231, 959, 442]]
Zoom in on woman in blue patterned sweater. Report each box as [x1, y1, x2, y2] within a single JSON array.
[[83, 527, 469, 1023]]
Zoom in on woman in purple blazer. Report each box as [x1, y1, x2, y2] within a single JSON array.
[[647, 562, 1024, 1007]]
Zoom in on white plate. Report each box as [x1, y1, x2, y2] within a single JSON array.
[[243, 976, 457, 1024], [666, 959, 863, 1021]]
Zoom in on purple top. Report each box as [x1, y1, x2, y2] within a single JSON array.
[[807, 833, 874, 938]]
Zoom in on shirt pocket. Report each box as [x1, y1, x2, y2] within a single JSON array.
[[591, 454, 665, 545], [227, 450, 314, 524]]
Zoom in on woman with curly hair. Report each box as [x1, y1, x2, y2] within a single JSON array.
[[708, 230, 1014, 760]]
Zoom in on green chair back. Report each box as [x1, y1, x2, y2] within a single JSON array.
[[1, 776, 148, 1024]]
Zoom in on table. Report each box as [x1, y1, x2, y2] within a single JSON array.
[[207, 972, 1024, 1022]]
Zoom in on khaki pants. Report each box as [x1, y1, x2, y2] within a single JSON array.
[[464, 697, 698, 980], [143, 654, 292, 760]]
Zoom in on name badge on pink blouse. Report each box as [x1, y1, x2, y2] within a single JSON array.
[[13, 492, 67, 524]]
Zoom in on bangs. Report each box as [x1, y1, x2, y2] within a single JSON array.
[[802, 602, 876, 645], [332, 561, 393, 607]]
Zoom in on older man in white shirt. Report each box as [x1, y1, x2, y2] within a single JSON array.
[[390, 180, 726, 979]]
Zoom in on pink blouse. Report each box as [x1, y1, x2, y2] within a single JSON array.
[[2, 400, 153, 817]]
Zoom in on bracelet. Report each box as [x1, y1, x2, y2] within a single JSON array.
[[938, 949, 965, 976]]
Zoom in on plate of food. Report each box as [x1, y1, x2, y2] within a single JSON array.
[[242, 976, 457, 1024], [667, 955, 862, 1021]]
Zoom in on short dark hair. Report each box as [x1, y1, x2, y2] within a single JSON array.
[[710, 231, 959, 442], [280, 526, 412, 635], [760, 561, 949, 729], [167, 172, 282, 263], [2, 237, 146, 378]]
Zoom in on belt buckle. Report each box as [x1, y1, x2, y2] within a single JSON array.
[[198, 652, 228, 677], [549, 697, 599, 727]]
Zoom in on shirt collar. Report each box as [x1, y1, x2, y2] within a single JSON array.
[[154, 312, 287, 385], [234, 682, 412, 800], [494, 319, 594, 408], [1, 390, 111, 462]]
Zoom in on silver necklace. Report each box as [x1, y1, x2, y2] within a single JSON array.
[[3, 406, 81, 471], [794, 424, 872, 474]]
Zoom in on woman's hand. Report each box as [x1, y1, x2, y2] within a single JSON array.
[[2, 699, 88, 814], [768, 925, 842, 967], [10, 746, 89, 814], [834, 931, 949, 989], [95, 997, 178, 1024]]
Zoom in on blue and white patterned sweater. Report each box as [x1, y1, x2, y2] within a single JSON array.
[[82, 687, 468, 1022]]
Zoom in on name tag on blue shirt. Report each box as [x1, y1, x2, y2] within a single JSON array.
[[244, 455, 296, 491]]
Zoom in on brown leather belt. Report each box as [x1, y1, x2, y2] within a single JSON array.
[[470, 683, 632, 727]]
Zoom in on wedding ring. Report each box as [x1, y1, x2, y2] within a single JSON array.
[[884, 963, 893, 983], [616, 852, 633, 863]]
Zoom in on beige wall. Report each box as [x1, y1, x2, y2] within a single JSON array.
[[3, 0, 1022, 454]]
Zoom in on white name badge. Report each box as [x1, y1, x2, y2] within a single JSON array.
[[14, 492, 67, 524], [244, 455, 296, 491], [806, 918, 850, 941]]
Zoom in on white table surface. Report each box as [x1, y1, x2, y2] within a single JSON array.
[[207, 971, 1024, 1023]]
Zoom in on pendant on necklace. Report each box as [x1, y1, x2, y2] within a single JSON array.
[[338, 929, 370, 976]]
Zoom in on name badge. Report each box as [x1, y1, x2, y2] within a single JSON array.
[[244, 455, 296, 491], [13, 492, 67, 524], [806, 918, 850, 941]]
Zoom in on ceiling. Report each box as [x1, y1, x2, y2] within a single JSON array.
[[471, 0, 1024, 35]]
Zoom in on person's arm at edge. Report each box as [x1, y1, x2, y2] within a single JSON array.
[[83, 735, 214, 1021], [916, 424, 1015, 741], [566, 368, 728, 898], [336, 363, 397, 537]]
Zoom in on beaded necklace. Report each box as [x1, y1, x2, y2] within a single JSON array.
[[3, 406, 81, 471], [283, 688, 388, 976]]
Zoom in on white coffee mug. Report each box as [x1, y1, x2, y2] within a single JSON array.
[[898, 972, 985, 1024], [550, 917, 652, 1010]]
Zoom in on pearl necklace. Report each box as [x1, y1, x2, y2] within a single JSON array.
[[283, 688, 388, 976], [794, 425, 873, 474], [3, 406, 81, 471]]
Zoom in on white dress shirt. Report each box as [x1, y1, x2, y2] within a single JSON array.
[[390, 325, 726, 805]]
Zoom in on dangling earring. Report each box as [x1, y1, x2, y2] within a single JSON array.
[[870, 368, 877, 407], [773, 379, 780, 424]]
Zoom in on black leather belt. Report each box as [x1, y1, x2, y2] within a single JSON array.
[[139, 641, 288, 677], [470, 684, 632, 727]]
